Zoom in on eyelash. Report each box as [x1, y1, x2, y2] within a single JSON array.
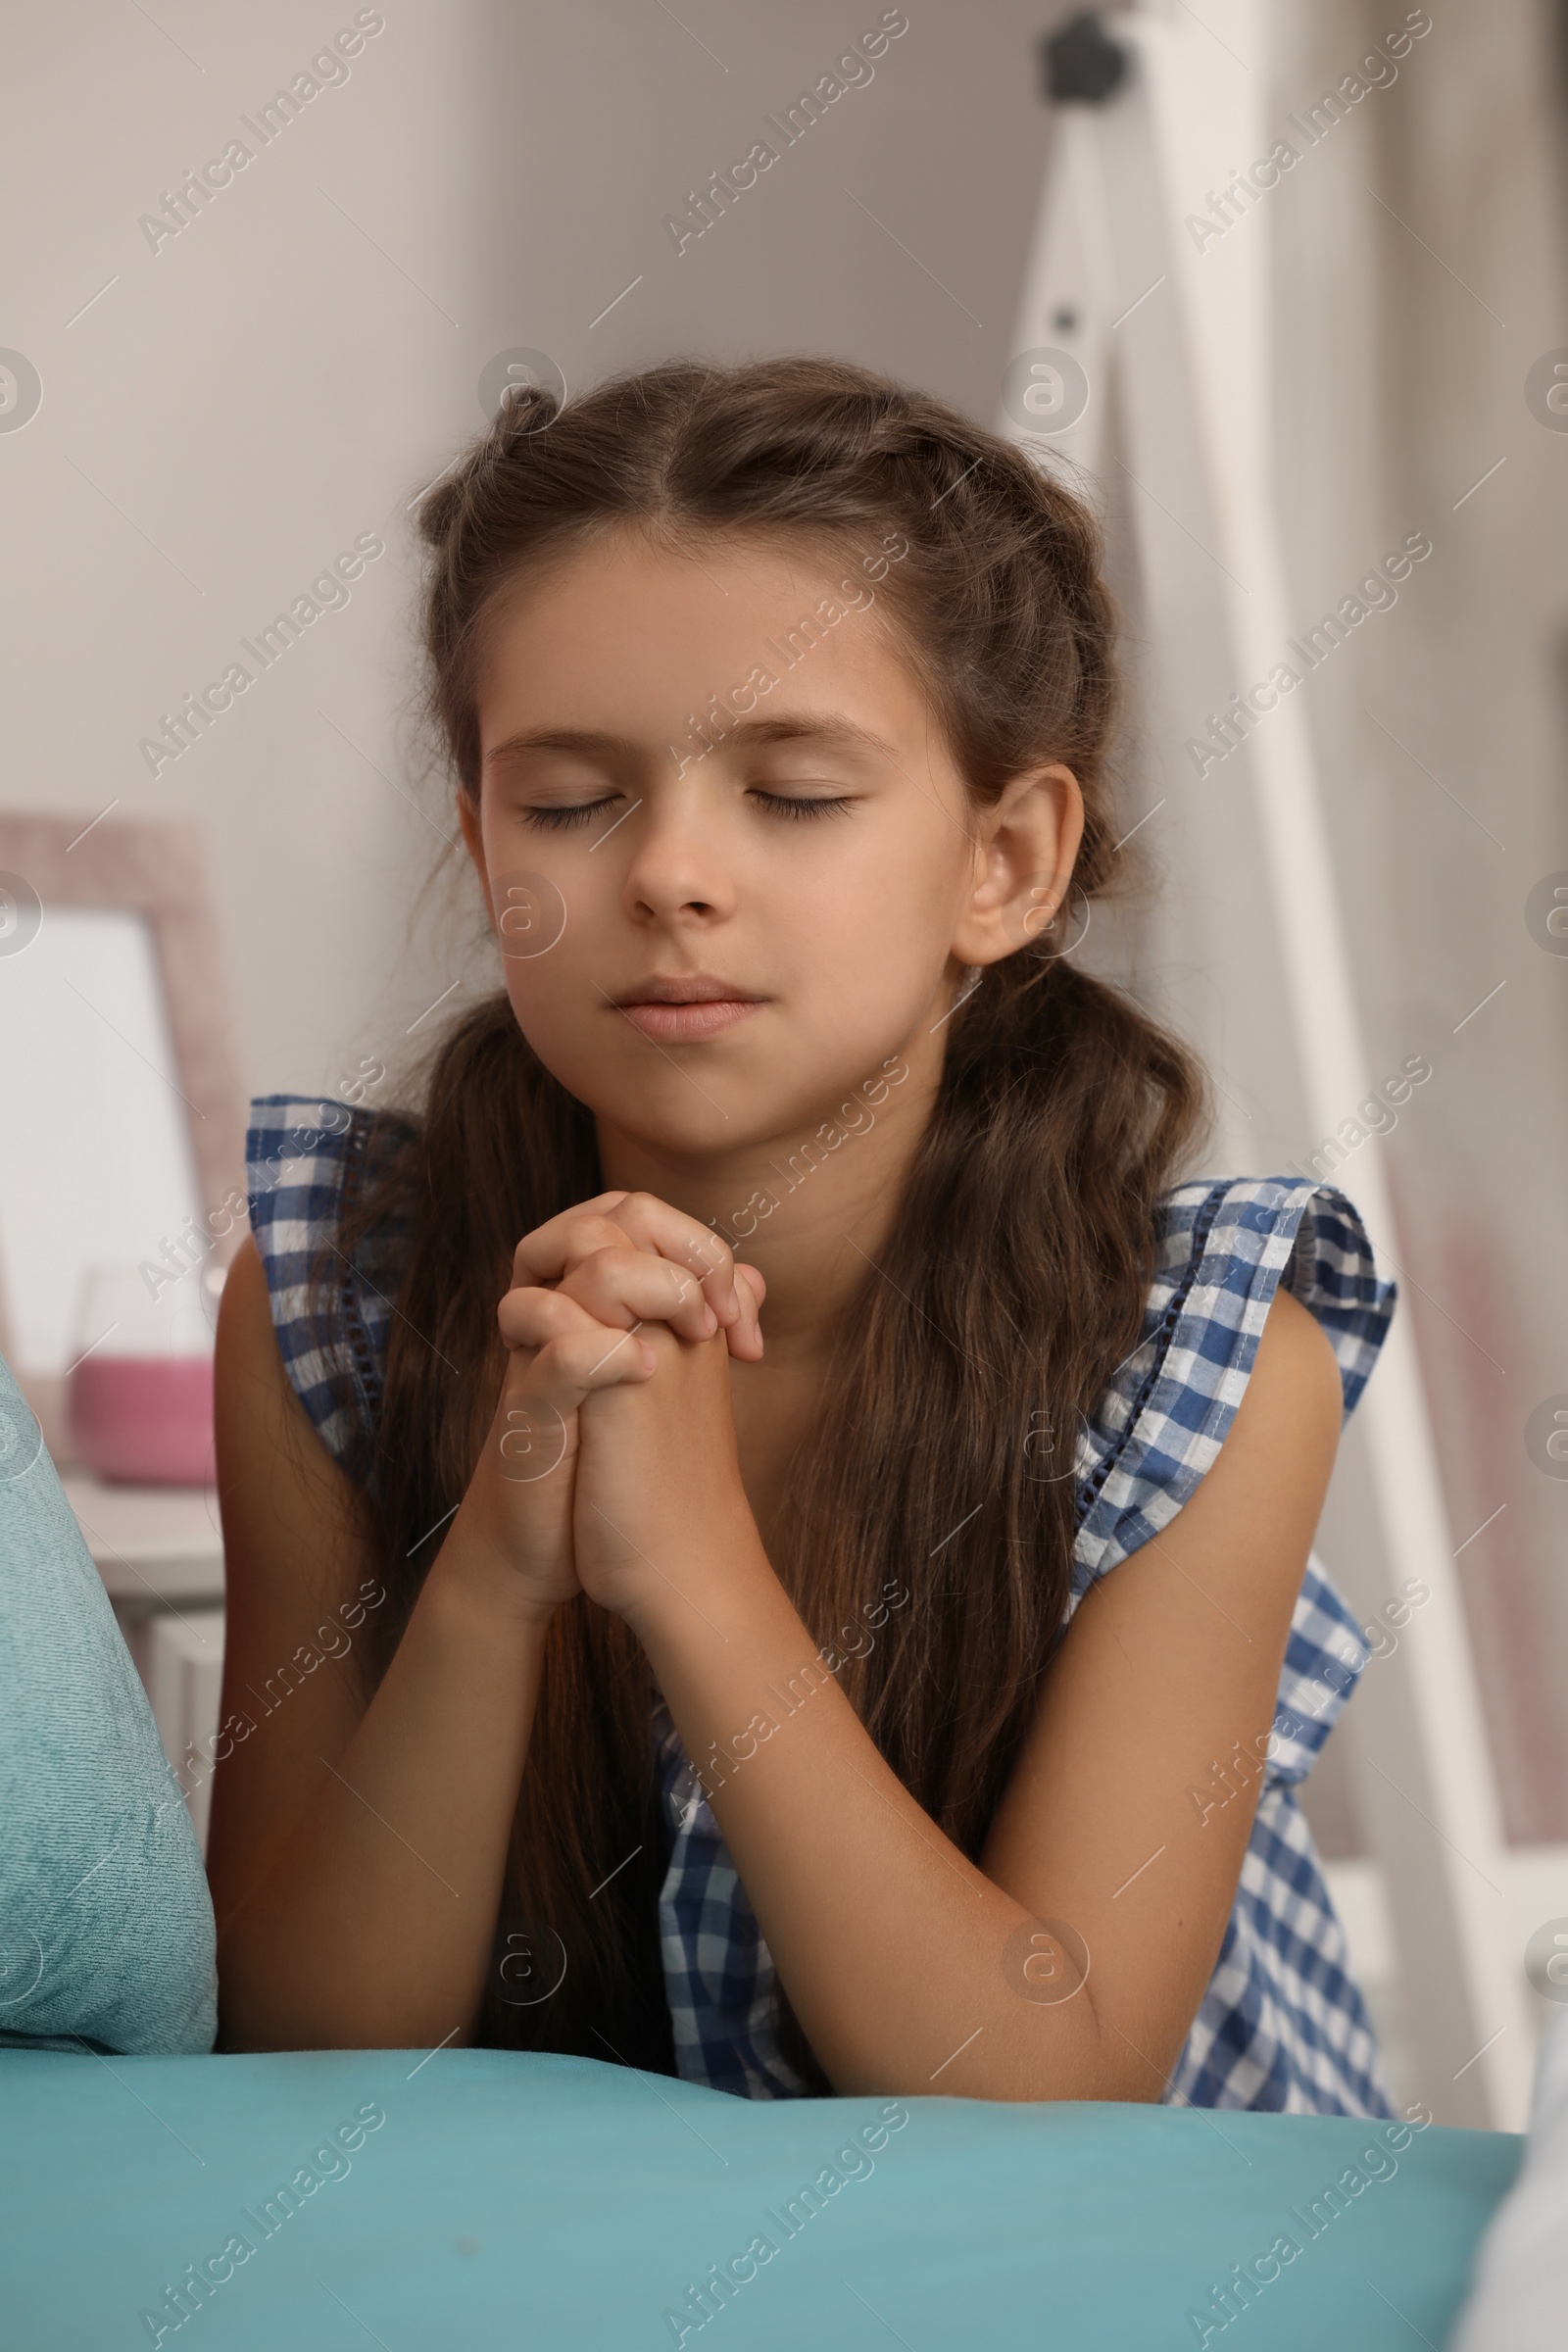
[[751, 790, 856, 822], [521, 790, 856, 830], [522, 799, 612, 831]]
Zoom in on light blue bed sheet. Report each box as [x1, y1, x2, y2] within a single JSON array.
[[0, 2046, 1519, 2349]]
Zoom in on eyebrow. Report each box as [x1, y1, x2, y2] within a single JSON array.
[[483, 711, 900, 771]]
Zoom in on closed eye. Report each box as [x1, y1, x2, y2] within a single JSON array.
[[520, 789, 858, 830], [521, 798, 618, 831], [750, 790, 857, 821]]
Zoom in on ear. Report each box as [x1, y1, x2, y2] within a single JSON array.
[[952, 763, 1086, 966]]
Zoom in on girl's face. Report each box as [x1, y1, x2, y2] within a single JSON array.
[[464, 526, 1081, 1163]]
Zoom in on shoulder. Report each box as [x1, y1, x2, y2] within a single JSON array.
[[246, 1092, 418, 1238], [1072, 1175, 1395, 1593], [244, 1094, 421, 1472], [1208, 1282, 1344, 1496], [215, 1233, 359, 1499]]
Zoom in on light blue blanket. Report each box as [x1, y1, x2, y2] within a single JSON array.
[[0, 2044, 1519, 2349]]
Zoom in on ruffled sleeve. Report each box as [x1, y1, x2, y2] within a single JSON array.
[[1070, 1176, 1396, 1782], [245, 1094, 417, 1474]]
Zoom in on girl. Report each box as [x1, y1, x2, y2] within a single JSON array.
[[208, 356, 1395, 2114]]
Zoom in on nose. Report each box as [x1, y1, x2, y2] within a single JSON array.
[[619, 786, 734, 923]]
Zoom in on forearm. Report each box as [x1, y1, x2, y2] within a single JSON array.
[[627, 1526, 1138, 2103], [217, 1530, 552, 2052]]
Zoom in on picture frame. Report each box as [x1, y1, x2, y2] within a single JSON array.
[[0, 811, 248, 1463]]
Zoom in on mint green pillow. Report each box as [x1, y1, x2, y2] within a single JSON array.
[[0, 1350, 216, 2053]]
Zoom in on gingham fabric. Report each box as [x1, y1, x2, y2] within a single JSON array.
[[248, 1099, 1396, 2116]]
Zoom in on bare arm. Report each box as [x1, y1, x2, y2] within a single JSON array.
[[976, 1283, 1342, 2096], [589, 1283, 1344, 2099], [207, 1237, 558, 2050], [208, 1200, 756, 2052]]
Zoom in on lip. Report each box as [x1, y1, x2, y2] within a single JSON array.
[[615, 974, 762, 1005], [612, 974, 766, 1044]]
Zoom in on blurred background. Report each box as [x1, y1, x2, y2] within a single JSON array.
[[1, 0, 1564, 2128]]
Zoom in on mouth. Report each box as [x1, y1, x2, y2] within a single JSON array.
[[612, 974, 766, 1043]]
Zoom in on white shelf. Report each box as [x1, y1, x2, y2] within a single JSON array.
[[62, 1471, 224, 1605], [145, 1609, 226, 1853]]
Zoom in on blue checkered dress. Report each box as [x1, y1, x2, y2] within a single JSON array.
[[247, 1094, 1396, 2117]]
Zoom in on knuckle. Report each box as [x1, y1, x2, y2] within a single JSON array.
[[680, 1227, 729, 1277], [501, 1283, 568, 1336], [533, 1325, 588, 1380], [557, 1220, 606, 1262], [564, 1248, 630, 1300]]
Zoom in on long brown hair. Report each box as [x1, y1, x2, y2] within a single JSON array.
[[323, 358, 1209, 2084]]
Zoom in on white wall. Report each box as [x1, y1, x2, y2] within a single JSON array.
[[0, 0, 1063, 1097]]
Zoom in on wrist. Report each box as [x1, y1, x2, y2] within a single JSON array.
[[427, 1512, 565, 1636], [619, 1519, 780, 1652]]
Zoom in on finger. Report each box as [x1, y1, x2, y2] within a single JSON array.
[[497, 1284, 615, 1355], [499, 1297, 659, 1403], [511, 1205, 634, 1291], [555, 1247, 720, 1344], [609, 1197, 744, 1331], [514, 1193, 743, 1330], [726, 1260, 766, 1360]]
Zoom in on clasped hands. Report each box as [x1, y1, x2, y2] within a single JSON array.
[[458, 1190, 770, 1632]]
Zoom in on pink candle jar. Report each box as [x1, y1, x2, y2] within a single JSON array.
[[66, 1263, 220, 1488]]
